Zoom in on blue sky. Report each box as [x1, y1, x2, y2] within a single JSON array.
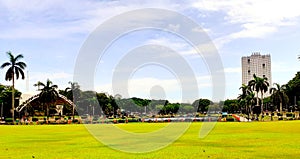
[[0, 0, 300, 103]]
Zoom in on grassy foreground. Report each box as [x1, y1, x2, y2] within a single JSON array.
[[0, 121, 300, 159]]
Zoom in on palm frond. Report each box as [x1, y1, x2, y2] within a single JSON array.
[[5, 67, 13, 81], [14, 54, 24, 61], [17, 68, 25, 79], [15, 68, 20, 79], [15, 62, 27, 69], [0, 62, 11, 69], [7, 51, 14, 62]]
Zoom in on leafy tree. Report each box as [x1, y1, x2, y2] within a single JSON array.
[[192, 98, 212, 113], [155, 105, 164, 112], [158, 103, 180, 115], [116, 98, 135, 113], [96, 93, 119, 117], [148, 100, 167, 114], [1, 51, 26, 121], [208, 104, 222, 113], [181, 104, 194, 114], [62, 82, 81, 119], [286, 72, 300, 107], [269, 83, 289, 113], [131, 97, 151, 107], [35, 79, 59, 119], [0, 84, 21, 118], [131, 97, 151, 114], [77, 91, 98, 116], [224, 99, 239, 113], [96, 92, 109, 116], [248, 74, 269, 116], [109, 95, 118, 117]]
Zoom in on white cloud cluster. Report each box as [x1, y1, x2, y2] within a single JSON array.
[[2, 0, 300, 42], [0, 0, 186, 39], [193, 0, 300, 43]]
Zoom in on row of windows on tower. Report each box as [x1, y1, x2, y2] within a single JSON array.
[[247, 59, 266, 68], [247, 70, 266, 77]]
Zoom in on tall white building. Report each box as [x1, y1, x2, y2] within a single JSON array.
[[241, 52, 272, 96]]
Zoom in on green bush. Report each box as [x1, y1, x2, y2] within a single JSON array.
[[286, 113, 293, 117], [226, 116, 235, 122], [32, 118, 38, 122]]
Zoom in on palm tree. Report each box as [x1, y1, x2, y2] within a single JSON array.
[[65, 81, 81, 120], [269, 83, 289, 113], [248, 74, 269, 118], [33, 81, 43, 91], [238, 84, 255, 120], [0, 51, 26, 121], [245, 92, 256, 119], [238, 84, 252, 99], [35, 79, 59, 120], [65, 82, 81, 101], [238, 84, 249, 114]]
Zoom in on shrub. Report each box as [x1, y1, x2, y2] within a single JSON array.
[[118, 119, 125, 123], [32, 118, 39, 122], [226, 116, 235, 122]]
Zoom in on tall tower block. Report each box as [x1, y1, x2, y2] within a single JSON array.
[[241, 52, 272, 96]]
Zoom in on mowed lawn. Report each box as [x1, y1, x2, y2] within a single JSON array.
[[0, 121, 300, 159]]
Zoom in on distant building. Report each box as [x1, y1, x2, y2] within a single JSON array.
[[241, 52, 272, 96]]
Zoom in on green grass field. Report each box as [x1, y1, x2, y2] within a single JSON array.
[[1, 121, 300, 159]]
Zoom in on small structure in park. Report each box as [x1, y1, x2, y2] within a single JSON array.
[[15, 93, 76, 117]]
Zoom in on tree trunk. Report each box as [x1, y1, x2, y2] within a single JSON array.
[[261, 92, 264, 120], [279, 102, 283, 114], [12, 73, 15, 122], [47, 105, 49, 120], [271, 112, 273, 121], [72, 104, 75, 120], [247, 105, 250, 120], [256, 92, 259, 106]]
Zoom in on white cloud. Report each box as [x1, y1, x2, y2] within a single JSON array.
[[0, 0, 189, 40], [0, 0, 93, 39], [192, 0, 300, 44], [230, 24, 277, 39], [193, 0, 300, 25]]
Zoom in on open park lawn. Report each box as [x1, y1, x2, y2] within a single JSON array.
[[0, 121, 300, 159]]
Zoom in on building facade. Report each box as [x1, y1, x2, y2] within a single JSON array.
[[241, 52, 272, 96]]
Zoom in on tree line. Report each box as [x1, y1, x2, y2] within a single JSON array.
[[1, 51, 300, 121]]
